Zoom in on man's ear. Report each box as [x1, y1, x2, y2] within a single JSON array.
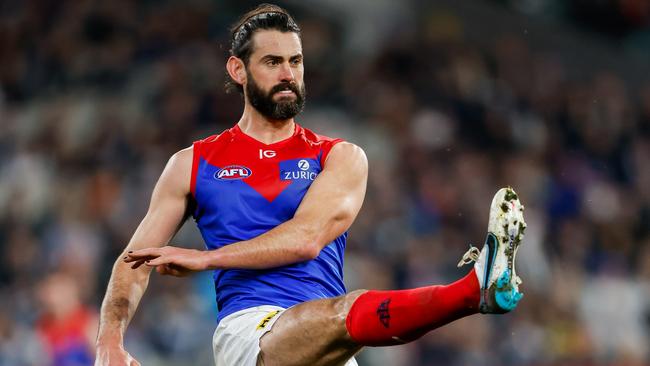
[[226, 56, 246, 86]]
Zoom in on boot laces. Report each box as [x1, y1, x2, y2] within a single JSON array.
[[457, 245, 481, 268]]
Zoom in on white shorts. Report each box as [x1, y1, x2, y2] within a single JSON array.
[[212, 305, 358, 366]]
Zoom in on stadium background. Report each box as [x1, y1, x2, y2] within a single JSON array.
[[1, 0, 650, 365]]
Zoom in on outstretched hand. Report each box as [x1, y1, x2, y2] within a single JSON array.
[[95, 344, 141, 366], [124, 246, 209, 277]]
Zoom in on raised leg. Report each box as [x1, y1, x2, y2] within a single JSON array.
[[259, 270, 480, 366], [259, 187, 527, 366]]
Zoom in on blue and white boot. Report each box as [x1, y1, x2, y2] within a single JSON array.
[[458, 187, 526, 314]]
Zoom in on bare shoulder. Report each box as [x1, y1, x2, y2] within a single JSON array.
[[327, 142, 367, 167], [324, 142, 368, 180], [169, 146, 193, 167], [158, 146, 194, 196]]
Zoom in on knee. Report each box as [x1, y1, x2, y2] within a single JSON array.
[[344, 289, 368, 308], [332, 289, 368, 323]]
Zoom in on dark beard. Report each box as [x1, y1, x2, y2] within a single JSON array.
[[245, 71, 306, 120]]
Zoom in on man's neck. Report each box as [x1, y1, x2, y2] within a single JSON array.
[[237, 103, 295, 144]]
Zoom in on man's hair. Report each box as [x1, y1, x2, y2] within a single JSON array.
[[226, 3, 301, 94]]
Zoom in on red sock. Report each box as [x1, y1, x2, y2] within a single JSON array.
[[345, 269, 480, 346]]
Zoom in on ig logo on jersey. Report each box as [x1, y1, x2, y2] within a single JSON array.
[[215, 165, 252, 180]]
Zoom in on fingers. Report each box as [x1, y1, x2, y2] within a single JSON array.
[[125, 256, 155, 269], [126, 254, 174, 271], [124, 255, 157, 264], [156, 264, 174, 275], [156, 264, 188, 277], [144, 256, 172, 267], [124, 248, 162, 262], [130, 259, 151, 269], [127, 352, 141, 366], [123, 246, 191, 276], [124, 248, 165, 269]]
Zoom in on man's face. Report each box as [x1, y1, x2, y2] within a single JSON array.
[[244, 30, 306, 120]]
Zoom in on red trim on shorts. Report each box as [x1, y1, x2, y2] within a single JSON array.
[[190, 141, 201, 198]]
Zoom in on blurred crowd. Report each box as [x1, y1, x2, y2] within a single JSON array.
[[1, 1, 649, 365]]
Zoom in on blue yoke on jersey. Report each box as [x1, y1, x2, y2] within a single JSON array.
[[190, 124, 347, 323]]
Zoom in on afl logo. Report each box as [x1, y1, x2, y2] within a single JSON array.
[[215, 165, 252, 180], [298, 159, 310, 171]]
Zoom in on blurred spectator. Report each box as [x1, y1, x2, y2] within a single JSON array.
[[36, 272, 97, 366], [0, 1, 648, 365]]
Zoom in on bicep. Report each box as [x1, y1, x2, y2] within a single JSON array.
[[294, 142, 368, 243], [125, 147, 193, 252]]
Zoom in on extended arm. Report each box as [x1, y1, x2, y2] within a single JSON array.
[[128, 142, 367, 271], [95, 148, 192, 365]]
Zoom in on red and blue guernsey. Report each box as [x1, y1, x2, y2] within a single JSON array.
[[190, 123, 347, 322]]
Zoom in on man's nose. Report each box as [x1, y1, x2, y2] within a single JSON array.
[[279, 62, 295, 82]]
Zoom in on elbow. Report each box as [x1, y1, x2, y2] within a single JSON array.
[[296, 242, 321, 261], [295, 227, 322, 261], [295, 215, 351, 261], [290, 221, 322, 261]]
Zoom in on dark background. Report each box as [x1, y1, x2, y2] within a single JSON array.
[[1, 0, 649, 365]]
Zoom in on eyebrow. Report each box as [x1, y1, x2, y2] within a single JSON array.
[[259, 54, 303, 62]]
